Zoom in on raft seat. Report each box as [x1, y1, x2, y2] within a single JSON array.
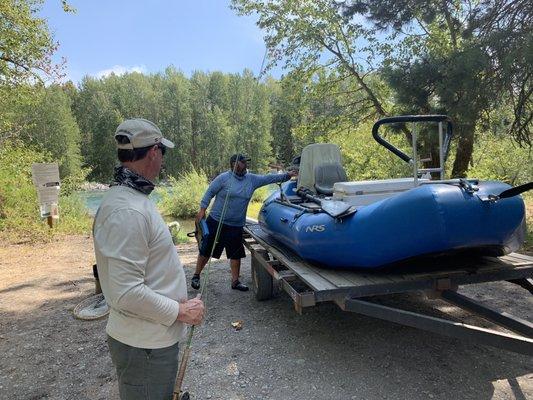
[[314, 163, 348, 196]]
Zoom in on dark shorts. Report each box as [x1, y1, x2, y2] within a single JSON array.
[[199, 216, 246, 260]]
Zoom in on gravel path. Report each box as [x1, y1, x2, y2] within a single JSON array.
[[0, 236, 531, 399]]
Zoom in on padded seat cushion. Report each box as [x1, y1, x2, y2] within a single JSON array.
[[314, 163, 347, 195]]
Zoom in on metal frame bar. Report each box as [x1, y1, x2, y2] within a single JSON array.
[[411, 120, 446, 183], [438, 121, 444, 179], [418, 167, 443, 173], [440, 290, 533, 338], [412, 122, 418, 186], [507, 278, 533, 295], [341, 298, 533, 356]]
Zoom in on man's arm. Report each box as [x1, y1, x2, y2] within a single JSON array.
[[196, 207, 207, 223], [198, 173, 225, 215], [251, 170, 297, 189], [97, 209, 200, 326]]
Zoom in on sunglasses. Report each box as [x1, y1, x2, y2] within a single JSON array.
[[157, 143, 166, 156]]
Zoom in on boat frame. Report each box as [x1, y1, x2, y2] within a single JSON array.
[[243, 222, 533, 356]]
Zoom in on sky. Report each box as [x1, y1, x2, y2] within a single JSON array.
[[39, 0, 274, 83]]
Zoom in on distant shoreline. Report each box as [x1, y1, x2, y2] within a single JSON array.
[[79, 182, 109, 191]]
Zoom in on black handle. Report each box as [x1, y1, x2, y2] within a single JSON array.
[[372, 115, 453, 164]]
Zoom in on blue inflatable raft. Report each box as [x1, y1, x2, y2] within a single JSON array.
[[259, 115, 528, 269]]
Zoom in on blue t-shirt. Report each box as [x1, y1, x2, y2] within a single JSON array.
[[200, 171, 290, 227]]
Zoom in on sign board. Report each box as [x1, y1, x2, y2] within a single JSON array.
[[32, 163, 60, 219]]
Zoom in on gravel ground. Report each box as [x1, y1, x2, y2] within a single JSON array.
[[0, 236, 531, 400]]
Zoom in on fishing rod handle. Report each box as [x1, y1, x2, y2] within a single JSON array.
[[173, 346, 192, 399]]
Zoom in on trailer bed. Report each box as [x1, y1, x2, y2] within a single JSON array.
[[243, 222, 533, 355], [244, 223, 533, 298]]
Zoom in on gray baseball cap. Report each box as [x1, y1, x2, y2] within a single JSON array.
[[114, 118, 175, 150]]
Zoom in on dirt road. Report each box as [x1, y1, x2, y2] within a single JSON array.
[[0, 236, 531, 399]]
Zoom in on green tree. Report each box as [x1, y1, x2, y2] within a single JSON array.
[[71, 69, 279, 181], [16, 85, 83, 181], [341, 0, 532, 176], [155, 66, 193, 177], [231, 0, 389, 123], [73, 76, 122, 182], [225, 70, 273, 171], [0, 0, 64, 85], [233, 0, 531, 177], [267, 77, 298, 165], [0, 0, 68, 141]]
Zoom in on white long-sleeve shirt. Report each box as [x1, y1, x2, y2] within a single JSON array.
[[93, 185, 187, 349]]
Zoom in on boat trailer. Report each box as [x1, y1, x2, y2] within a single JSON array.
[[243, 222, 533, 356]]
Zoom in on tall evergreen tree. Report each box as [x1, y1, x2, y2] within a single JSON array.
[[16, 85, 82, 179]]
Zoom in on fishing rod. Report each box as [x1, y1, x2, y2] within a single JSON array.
[[173, 49, 269, 399], [172, 158, 243, 400]]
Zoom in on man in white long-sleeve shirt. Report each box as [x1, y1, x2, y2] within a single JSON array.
[[93, 118, 204, 400]]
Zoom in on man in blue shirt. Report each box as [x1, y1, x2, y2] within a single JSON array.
[[192, 154, 297, 291]]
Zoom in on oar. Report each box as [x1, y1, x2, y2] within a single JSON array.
[[297, 189, 353, 218], [480, 181, 533, 202]]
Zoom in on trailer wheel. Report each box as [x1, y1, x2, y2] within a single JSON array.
[[251, 252, 273, 301]]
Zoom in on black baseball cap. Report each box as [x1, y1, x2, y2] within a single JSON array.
[[230, 153, 251, 163]]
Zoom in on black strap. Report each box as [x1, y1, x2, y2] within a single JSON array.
[[498, 182, 533, 199]]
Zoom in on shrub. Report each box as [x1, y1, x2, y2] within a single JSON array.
[[55, 193, 92, 235], [251, 184, 275, 203], [328, 120, 413, 180], [157, 168, 209, 219], [167, 221, 190, 244], [468, 133, 532, 185], [0, 142, 91, 242], [0, 142, 50, 241]]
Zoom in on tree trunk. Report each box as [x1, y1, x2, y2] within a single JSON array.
[[451, 124, 475, 178]]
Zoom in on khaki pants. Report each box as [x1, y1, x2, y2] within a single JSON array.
[[107, 335, 180, 400]]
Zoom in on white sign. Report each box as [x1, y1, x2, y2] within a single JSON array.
[[32, 163, 60, 219]]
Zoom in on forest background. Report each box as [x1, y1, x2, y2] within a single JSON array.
[[0, 0, 531, 246]]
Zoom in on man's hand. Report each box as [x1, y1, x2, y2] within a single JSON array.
[[177, 297, 205, 325], [195, 208, 206, 223], [287, 170, 298, 178]]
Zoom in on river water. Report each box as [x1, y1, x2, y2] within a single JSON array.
[[77, 190, 195, 233], [77, 190, 162, 216]]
